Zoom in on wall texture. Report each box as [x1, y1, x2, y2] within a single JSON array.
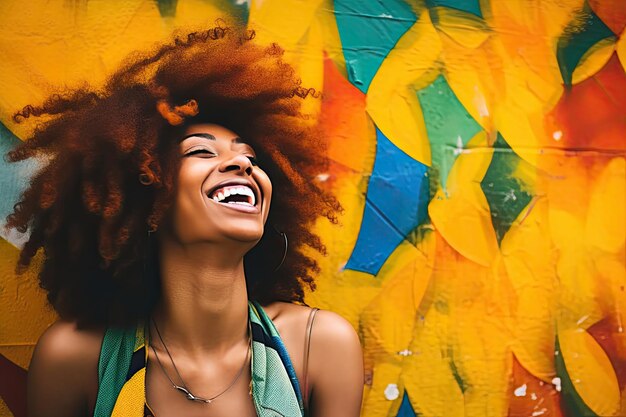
[[0, 1, 625, 416]]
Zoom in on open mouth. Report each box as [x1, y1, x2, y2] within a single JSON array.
[[207, 183, 258, 208]]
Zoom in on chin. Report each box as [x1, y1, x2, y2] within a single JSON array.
[[222, 227, 265, 245]]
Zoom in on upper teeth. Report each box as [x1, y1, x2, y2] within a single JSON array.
[[211, 185, 256, 206]]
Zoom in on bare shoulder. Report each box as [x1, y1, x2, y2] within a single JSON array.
[[302, 308, 363, 417], [309, 309, 360, 346], [260, 302, 363, 416], [306, 309, 363, 385], [261, 301, 360, 353], [28, 320, 104, 417], [34, 320, 104, 363], [32, 320, 104, 380]]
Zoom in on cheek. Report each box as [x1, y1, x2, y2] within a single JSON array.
[[174, 182, 198, 215], [258, 174, 273, 216], [172, 165, 210, 226]]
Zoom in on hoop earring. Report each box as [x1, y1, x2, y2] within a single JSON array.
[[139, 173, 154, 185], [273, 226, 288, 272]]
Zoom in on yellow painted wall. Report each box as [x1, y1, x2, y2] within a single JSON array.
[[1, 1, 625, 416]]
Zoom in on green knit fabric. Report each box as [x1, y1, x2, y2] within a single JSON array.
[[250, 300, 304, 416], [93, 326, 137, 417]]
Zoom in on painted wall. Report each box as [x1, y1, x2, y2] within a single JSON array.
[[1, 1, 625, 416]]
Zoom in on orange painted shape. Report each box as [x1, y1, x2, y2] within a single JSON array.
[[319, 54, 373, 176], [508, 355, 564, 417]]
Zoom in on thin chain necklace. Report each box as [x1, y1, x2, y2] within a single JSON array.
[[149, 317, 253, 404]]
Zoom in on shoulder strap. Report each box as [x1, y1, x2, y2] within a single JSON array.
[[302, 307, 319, 411]]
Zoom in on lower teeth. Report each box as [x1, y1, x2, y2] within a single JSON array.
[[225, 201, 251, 206]]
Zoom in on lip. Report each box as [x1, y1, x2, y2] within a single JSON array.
[[204, 178, 262, 214]]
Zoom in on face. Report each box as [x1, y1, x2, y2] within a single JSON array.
[[164, 123, 272, 247]]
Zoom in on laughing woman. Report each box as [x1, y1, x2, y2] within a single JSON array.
[[7, 24, 363, 417]]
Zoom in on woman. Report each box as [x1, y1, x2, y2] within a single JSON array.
[[7, 23, 363, 417]]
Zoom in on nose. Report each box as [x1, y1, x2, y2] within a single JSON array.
[[219, 152, 253, 176]]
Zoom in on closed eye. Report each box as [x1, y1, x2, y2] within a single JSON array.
[[185, 149, 216, 157]]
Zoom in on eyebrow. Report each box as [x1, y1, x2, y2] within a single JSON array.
[[180, 133, 216, 142], [179, 133, 246, 144]]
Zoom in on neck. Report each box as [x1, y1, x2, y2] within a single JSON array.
[[151, 234, 251, 359]]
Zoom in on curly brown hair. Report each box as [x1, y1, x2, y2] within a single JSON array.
[[5, 23, 340, 327]]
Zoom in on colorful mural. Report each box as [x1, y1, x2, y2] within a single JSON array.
[[1, 1, 625, 416]]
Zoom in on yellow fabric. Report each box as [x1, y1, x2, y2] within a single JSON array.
[[111, 368, 147, 417]]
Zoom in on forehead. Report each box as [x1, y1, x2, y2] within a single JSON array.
[[180, 123, 240, 143]]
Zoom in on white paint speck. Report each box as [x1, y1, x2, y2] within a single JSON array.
[[532, 409, 547, 416], [384, 384, 400, 400], [316, 173, 330, 182], [551, 377, 561, 392], [553, 131, 563, 141], [531, 392, 537, 400], [503, 189, 517, 202], [514, 384, 527, 397], [453, 136, 464, 156]]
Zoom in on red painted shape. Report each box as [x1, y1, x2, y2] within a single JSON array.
[[588, 0, 626, 35], [508, 355, 564, 417], [587, 316, 626, 392], [0, 353, 27, 417], [547, 53, 626, 153], [594, 53, 626, 109]]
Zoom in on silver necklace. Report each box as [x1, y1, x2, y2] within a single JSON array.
[[149, 317, 252, 404]]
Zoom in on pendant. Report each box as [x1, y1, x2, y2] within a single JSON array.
[[174, 385, 212, 403]]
